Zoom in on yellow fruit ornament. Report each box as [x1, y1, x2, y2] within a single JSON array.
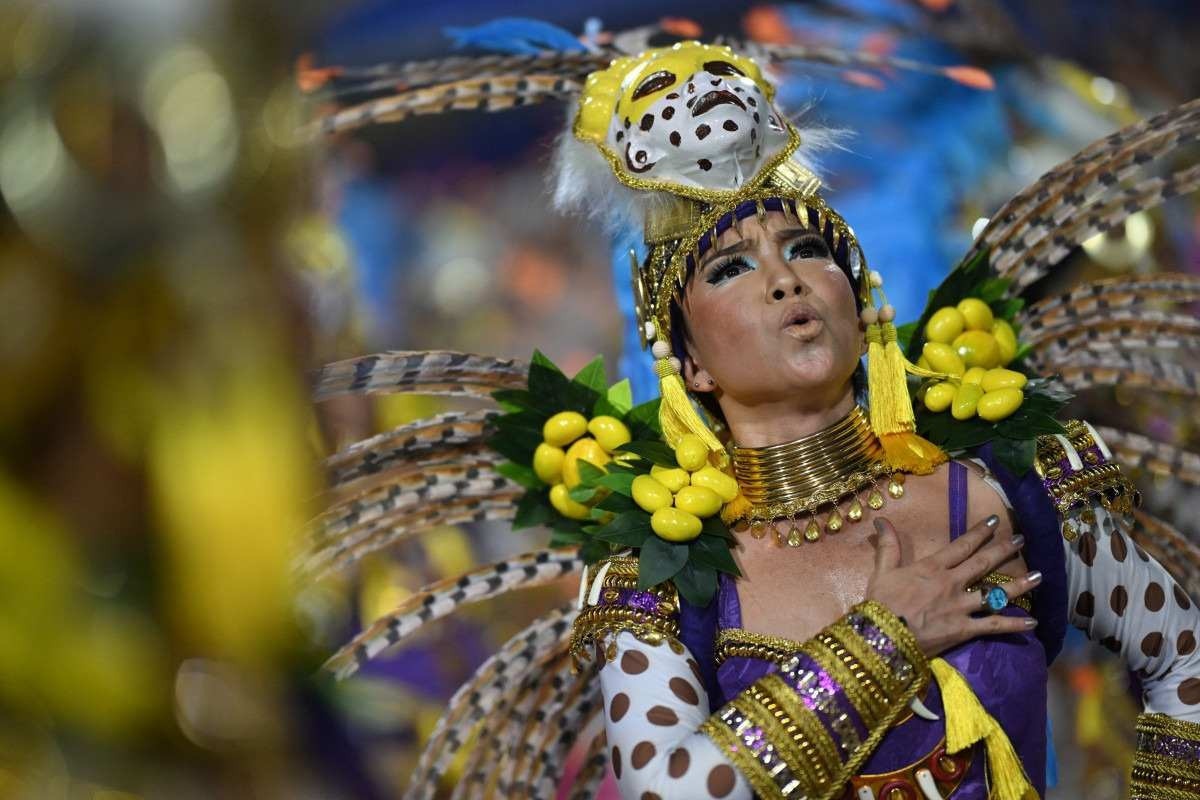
[[953, 330, 1001, 369], [631, 474, 673, 513], [924, 306, 966, 344], [533, 443, 566, 484], [650, 465, 690, 493], [674, 485, 722, 518], [957, 298, 995, 331], [992, 319, 1018, 365], [923, 342, 966, 376], [977, 388, 1024, 421], [549, 483, 590, 520], [923, 382, 956, 413], [543, 411, 588, 447], [562, 437, 610, 488], [690, 466, 740, 502], [650, 507, 703, 542], [674, 434, 709, 472], [587, 415, 632, 453]]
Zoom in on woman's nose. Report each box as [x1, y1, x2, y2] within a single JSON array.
[[766, 258, 806, 302]]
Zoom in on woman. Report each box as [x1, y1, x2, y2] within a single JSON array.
[[308, 33, 1200, 799]]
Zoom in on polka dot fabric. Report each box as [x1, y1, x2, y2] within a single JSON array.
[[598, 630, 753, 799], [1065, 501, 1200, 719]]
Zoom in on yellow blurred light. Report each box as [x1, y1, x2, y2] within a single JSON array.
[[421, 526, 475, 578], [261, 81, 307, 150], [1090, 76, 1117, 105], [1082, 211, 1153, 271], [142, 45, 238, 195], [0, 103, 67, 213], [359, 559, 415, 624], [12, 4, 70, 76]]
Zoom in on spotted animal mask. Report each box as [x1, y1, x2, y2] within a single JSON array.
[[575, 42, 797, 201]]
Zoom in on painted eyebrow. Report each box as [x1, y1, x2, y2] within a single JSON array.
[[775, 227, 821, 242]]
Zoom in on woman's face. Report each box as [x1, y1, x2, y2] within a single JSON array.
[[678, 210, 864, 411]]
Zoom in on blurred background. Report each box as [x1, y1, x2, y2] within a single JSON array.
[[1, 0, 1198, 797]]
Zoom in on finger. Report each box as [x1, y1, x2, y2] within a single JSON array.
[[950, 531, 1025, 588], [872, 518, 902, 573], [927, 514, 1000, 570], [968, 612, 1038, 639]]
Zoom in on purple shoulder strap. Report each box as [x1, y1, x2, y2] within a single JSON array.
[[949, 460, 969, 540]]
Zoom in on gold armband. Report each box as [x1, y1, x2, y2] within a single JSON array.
[[701, 601, 930, 800], [1130, 713, 1200, 799]]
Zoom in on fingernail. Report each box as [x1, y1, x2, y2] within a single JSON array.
[[1011, 534, 1025, 547], [1024, 618, 1038, 628], [1027, 571, 1042, 584], [985, 515, 999, 528]]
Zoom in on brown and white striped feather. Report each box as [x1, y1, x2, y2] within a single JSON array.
[[1022, 302, 1200, 345], [325, 409, 499, 489], [313, 51, 607, 96], [317, 74, 582, 135], [1026, 317, 1200, 366], [324, 444, 502, 506], [458, 648, 573, 800], [324, 547, 582, 680], [1128, 510, 1200, 600], [405, 605, 577, 799], [306, 492, 524, 579], [1020, 274, 1200, 334], [310, 465, 514, 552], [502, 653, 592, 798], [964, 99, 1200, 275], [1096, 426, 1200, 489], [755, 41, 989, 81], [998, 160, 1200, 289], [565, 730, 610, 800], [313, 351, 527, 402], [999, 163, 1200, 291], [1052, 352, 1200, 395], [527, 696, 603, 799]]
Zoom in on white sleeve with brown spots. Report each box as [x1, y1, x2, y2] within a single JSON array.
[[1064, 503, 1200, 719], [599, 630, 752, 800]]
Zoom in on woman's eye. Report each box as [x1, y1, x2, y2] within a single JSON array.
[[706, 258, 753, 284], [786, 237, 829, 261]]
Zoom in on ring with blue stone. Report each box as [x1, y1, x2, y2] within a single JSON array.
[[981, 584, 1010, 613]]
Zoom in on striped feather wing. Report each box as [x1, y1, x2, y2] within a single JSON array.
[[313, 351, 527, 401]]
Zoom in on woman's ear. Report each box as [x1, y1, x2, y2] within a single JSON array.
[[680, 349, 717, 394]]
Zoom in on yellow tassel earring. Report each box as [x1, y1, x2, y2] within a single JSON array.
[[862, 269, 948, 474], [649, 321, 727, 467]]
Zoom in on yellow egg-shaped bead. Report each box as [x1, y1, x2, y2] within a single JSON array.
[[674, 434, 709, 472], [543, 411, 588, 447], [587, 415, 632, 453], [980, 368, 1027, 392], [674, 485, 723, 518], [651, 465, 691, 493], [690, 466, 740, 502], [533, 443, 565, 484], [924, 306, 966, 344], [952, 330, 1001, 369], [917, 354, 932, 371], [922, 342, 966, 376], [562, 437, 610, 488], [952, 382, 984, 420], [650, 507, 703, 542], [923, 381, 956, 413], [962, 366, 987, 385], [549, 483, 590, 520], [977, 388, 1024, 422], [957, 298, 995, 331], [992, 319, 1018, 365], [631, 474, 674, 513]]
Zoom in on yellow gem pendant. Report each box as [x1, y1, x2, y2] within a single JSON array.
[[750, 521, 767, 539], [826, 508, 844, 533], [888, 478, 905, 499], [786, 524, 803, 547], [867, 489, 885, 510], [847, 497, 864, 522], [803, 518, 821, 542]]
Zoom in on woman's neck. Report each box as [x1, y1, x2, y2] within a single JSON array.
[[723, 384, 858, 448]]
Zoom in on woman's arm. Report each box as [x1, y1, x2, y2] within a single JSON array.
[[1040, 422, 1200, 796], [570, 557, 929, 800]]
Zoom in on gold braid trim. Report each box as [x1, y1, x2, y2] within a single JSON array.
[[1130, 713, 1200, 799], [568, 555, 681, 668], [1034, 419, 1139, 521], [701, 602, 931, 800]]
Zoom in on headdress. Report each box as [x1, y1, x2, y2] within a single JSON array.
[[549, 40, 945, 473]]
